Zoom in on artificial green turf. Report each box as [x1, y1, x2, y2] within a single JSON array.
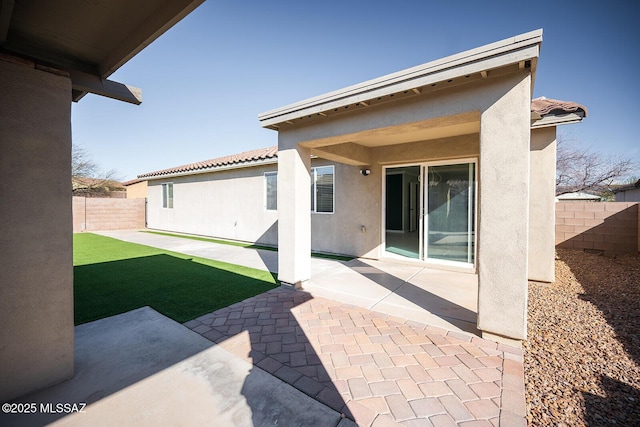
[[142, 230, 354, 262], [73, 233, 277, 325]]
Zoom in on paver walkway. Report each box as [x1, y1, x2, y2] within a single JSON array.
[[186, 287, 526, 426]]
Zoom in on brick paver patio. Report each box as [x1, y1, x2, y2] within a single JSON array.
[[184, 287, 525, 426]]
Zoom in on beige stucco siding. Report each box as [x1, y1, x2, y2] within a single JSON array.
[[146, 164, 279, 245], [528, 127, 557, 282], [310, 160, 381, 257], [476, 73, 531, 340], [0, 59, 74, 401]]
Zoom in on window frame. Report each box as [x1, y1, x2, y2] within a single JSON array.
[[264, 171, 277, 211], [161, 182, 174, 209], [311, 165, 335, 214]]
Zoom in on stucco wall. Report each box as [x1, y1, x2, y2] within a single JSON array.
[[125, 180, 148, 199], [310, 160, 381, 257], [146, 164, 279, 245], [528, 127, 557, 282], [73, 197, 146, 232], [145, 135, 480, 259], [0, 58, 74, 401], [556, 202, 639, 254]]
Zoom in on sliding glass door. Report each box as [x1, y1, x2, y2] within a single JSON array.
[[385, 161, 475, 266], [425, 162, 475, 264]]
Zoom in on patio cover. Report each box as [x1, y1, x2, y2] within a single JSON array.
[[0, 0, 204, 104]]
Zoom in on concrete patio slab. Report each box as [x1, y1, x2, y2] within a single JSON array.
[[0, 307, 344, 427]]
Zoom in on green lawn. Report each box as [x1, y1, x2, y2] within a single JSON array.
[[73, 233, 277, 325]]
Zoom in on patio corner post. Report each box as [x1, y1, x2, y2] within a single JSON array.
[[477, 73, 531, 341], [528, 127, 557, 283], [277, 139, 311, 288], [0, 57, 75, 401]]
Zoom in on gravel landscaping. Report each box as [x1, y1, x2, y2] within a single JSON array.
[[524, 248, 640, 426]]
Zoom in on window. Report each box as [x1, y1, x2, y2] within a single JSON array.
[[265, 172, 277, 210], [311, 165, 334, 213], [162, 183, 173, 208]]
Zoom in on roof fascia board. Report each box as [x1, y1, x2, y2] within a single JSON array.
[[259, 29, 542, 127], [141, 157, 278, 180], [530, 112, 584, 129]]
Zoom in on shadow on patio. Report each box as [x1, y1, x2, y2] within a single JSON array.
[[305, 257, 480, 337]]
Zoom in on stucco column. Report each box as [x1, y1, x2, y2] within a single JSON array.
[[477, 73, 531, 341], [277, 141, 311, 287], [528, 127, 557, 282], [0, 57, 74, 401]]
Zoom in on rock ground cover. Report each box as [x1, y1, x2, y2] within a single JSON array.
[[524, 249, 640, 426]]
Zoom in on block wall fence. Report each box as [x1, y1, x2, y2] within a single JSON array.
[[555, 202, 640, 254], [73, 197, 145, 232]]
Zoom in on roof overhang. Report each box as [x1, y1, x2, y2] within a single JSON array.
[[259, 29, 543, 130], [0, 0, 205, 104]]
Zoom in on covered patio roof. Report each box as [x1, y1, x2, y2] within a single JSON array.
[[0, 0, 204, 104], [259, 29, 543, 130]]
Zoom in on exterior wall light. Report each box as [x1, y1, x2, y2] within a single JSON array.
[[360, 169, 371, 176]]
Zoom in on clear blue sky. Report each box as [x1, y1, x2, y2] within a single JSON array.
[[71, 0, 640, 181]]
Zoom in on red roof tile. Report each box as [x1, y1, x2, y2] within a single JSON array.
[[531, 97, 587, 117], [139, 146, 278, 178]]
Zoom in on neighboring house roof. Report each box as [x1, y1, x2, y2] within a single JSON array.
[[72, 176, 125, 191], [122, 178, 145, 186], [555, 192, 601, 201], [139, 146, 278, 179], [72, 177, 125, 198], [612, 179, 640, 193]]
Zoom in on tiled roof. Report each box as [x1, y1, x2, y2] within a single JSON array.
[[139, 146, 278, 178], [531, 97, 588, 117], [122, 178, 144, 186], [72, 176, 124, 189]]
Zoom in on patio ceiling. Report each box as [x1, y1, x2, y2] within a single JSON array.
[[302, 112, 481, 150], [0, 0, 204, 104]]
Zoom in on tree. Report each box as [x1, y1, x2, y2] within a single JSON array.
[[555, 134, 637, 196], [72, 144, 123, 197]]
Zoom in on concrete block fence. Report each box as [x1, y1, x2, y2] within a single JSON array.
[[73, 196, 145, 232], [555, 202, 639, 254]]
